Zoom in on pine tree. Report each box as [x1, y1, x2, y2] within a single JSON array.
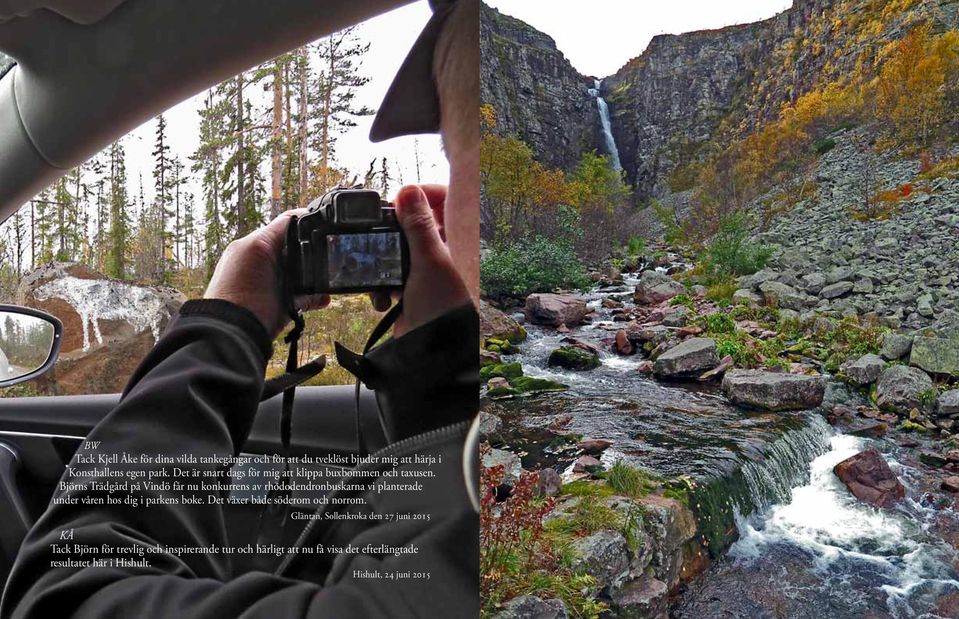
[[151, 114, 176, 281], [192, 89, 228, 278], [218, 72, 264, 239], [311, 26, 374, 184], [106, 141, 131, 279]]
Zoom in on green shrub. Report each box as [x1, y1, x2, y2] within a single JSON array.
[[701, 312, 736, 334], [669, 294, 694, 308], [814, 137, 836, 154], [481, 229, 591, 299], [626, 237, 646, 257], [701, 211, 772, 281]]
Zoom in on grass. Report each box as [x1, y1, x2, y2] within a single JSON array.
[[267, 295, 389, 386], [602, 461, 658, 498]]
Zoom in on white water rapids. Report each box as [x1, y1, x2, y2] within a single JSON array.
[[587, 79, 622, 171]]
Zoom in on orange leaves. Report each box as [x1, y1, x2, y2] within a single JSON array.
[[876, 25, 959, 144]]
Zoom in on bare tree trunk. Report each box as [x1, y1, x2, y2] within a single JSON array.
[[298, 48, 309, 207], [236, 74, 248, 237], [271, 59, 284, 218]]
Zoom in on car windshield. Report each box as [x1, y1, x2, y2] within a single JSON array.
[[0, 4, 446, 398]]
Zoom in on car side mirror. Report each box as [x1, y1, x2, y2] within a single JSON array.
[[0, 305, 62, 388]]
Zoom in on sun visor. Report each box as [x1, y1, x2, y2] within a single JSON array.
[[0, 67, 57, 213], [0, 0, 128, 25]]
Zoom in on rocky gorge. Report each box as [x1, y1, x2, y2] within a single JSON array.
[[480, 260, 959, 618]]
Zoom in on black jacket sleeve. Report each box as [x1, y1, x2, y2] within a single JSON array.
[[335, 302, 480, 441], [0, 300, 477, 619]]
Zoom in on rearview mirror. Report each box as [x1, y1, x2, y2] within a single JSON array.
[[0, 305, 62, 388]]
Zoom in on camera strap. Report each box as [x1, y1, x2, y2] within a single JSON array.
[[337, 300, 403, 457]]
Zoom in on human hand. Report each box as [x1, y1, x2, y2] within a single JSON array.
[[203, 210, 329, 339], [370, 184, 471, 338]]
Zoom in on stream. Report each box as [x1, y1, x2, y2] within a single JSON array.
[[488, 271, 959, 618]]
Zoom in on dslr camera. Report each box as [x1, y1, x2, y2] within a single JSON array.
[[285, 189, 409, 295]]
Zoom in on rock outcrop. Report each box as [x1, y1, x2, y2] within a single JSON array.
[[480, 3, 598, 172], [17, 263, 185, 395], [653, 338, 718, 378]]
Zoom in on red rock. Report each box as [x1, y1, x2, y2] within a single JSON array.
[[614, 330, 634, 355], [573, 455, 602, 473], [946, 450, 959, 465], [557, 323, 570, 334], [698, 355, 734, 381], [602, 298, 623, 309], [678, 325, 704, 338], [577, 438, 612, 455], [636, 361, 654, 374], [833, 448, 905, 509], [940, 476, 959, 493]]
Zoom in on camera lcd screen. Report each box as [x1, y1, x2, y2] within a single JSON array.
[[326, 232, 403, 289]]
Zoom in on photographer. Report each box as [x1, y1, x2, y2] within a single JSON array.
[[1, 1, 479, 618]]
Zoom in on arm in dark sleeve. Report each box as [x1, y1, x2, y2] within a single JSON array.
[[0, 300, 474, 619], [335, 302, 479, 441]]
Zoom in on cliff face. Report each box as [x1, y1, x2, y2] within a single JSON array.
[[480, 3, 600, 172], [483, 0, 958, 200]]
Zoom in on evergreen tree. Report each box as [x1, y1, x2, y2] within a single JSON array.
[[192, 89, 228, 278], [106, 141, 131, 279]]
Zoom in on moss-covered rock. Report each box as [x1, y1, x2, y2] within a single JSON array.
[[511, 376, 569, 394], [548, 346, 600, 371], [480, 362, 524, 382], [485, 337, 519, 354]]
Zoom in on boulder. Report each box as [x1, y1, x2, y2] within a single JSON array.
[[573, 455, 602, 473], [801, 272, 826, 295], [820, 281, 854, 299], [653, 338, 719, 377], [875, 365, 934, 414], [840, 354, 885, 385], [478, 411, 503, 437], [941, 476, 959, 493], [19, 263, 185, 394], [482, 448, 523, 486], [571, 530, 630, 590], [938, 390, 959, 416], [833, 448, 905, 509], [634, 271, 685, 305], [612, 576, 668, 619], [909, 337, 959, 377], [525, 294, 589, 327], [721, 369, 825, 410], [732, 288, 761, 305], [547, 346, 600, 371], [614, 330, 634, 355], [493, 596, 568, 619], [880, 333, 913, 360], [577, 438, 612, 455], [535, 469, 562, 498], [758, 280, 804, 310], [480, 300, 527, 343]]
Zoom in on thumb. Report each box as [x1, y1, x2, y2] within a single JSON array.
[[395, 185, 447, 265]]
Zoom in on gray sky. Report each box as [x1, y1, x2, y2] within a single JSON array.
[[483, 0, 793, 77], [123, 1, 448, 210]]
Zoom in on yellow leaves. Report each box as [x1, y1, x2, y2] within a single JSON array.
[[876, 25, 959, 144], [480, 103, 497, 133]]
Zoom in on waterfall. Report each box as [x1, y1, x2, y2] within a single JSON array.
[[740, 414, 833, 511], [588, 79, 622, 171]]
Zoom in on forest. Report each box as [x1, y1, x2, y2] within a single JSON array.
[[0, 27, 413, 301]]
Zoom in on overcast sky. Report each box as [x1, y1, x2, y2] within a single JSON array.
[[483, 0, 793, 77], [123, 0, 447, 210]]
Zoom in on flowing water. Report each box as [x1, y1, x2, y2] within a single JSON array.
[[489, 271, 959, 617], [587, 79, 622, 171]]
